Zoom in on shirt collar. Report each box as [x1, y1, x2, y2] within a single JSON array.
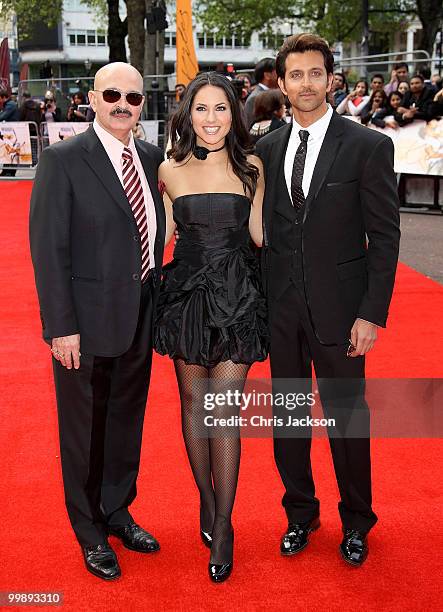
[[93, 119, 135, 163], [291, 104, 333, 141]]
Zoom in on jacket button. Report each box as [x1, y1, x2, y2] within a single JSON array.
[[132, 273, 140, 280], [133, 235, 139, 241]]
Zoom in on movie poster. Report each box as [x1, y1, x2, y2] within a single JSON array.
[[0, 123, 33, 166]]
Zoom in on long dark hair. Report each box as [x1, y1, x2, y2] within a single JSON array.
[[168, 72, 259, 199]]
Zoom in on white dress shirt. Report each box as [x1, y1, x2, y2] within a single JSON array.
[[93, 119, 157, 268], [284, 104, 333, 202]]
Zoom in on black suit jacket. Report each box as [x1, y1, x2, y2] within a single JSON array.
[[256, 111, 401, 345], [30, 126, 166, 357]]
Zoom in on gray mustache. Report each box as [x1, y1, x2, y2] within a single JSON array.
[[110, 107, 132, 117]]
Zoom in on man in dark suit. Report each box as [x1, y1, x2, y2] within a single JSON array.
[[256, 34, 400, 566], [30, 63, 166, 580]]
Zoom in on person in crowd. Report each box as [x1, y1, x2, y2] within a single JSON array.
[[384, 62, 409, 96], [0, 88, 20, 121], [30, 62, 165, 581], [397, 80, 410, 96], [42, 90, 61, 123], [249, 89, 287, 144], [236, 73, 252, 95], [418, 66, 436, 92], [66, 91, 87, 121], [431, 74, 442, 91], [336, 79, 369, 116], [243, 57, 278, 128], [360, 90, 399, 129], [175, 83, 186, 101], [331, 72, 348, 107], [369, 73, 385, 94], [383, 91, 411, 127], [18, 92, 43, 166], [397, 74, 434, 123], [155, 72, 267, 583], [19, 91, 43, 125], [256, 32, 400, 569]]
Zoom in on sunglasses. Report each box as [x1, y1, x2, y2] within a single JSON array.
[[94, 88, 144, 106]]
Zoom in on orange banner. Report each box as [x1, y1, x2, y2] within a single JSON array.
[[176, 0, 199, 86]]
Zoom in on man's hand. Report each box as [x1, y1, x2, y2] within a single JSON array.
[[51, 334, 81, 369], [349, 319, 378, 357]]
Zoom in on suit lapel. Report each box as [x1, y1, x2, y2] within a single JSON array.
[[81, 126, 135, 222], [304, 111, 344, 220]]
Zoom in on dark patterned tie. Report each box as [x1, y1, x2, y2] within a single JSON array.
[[291, 129, 310, 209], [122, 147, 150, 281]]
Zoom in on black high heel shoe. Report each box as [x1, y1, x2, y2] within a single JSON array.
[[208, 529, 234, 583], [200, 529, 212, 548]]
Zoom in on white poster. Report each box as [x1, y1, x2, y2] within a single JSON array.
[[344, 116, 443, 176], [137, 121, 159, 146], [0, 122, 33, 166], [47, 122, 91, 145]]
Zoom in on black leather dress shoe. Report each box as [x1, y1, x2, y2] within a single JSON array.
[[82, 543, 121, 580], [201, 529, 212, 548], [280, 517, 320, 556], [108, 522, 160, 553], [208, 529, 234, 583], [340, 529, 368, 566]]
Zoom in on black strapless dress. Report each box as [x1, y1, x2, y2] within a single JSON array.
[[153, 193, 269, 367]]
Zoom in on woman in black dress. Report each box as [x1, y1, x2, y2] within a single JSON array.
[[154, 72, 268, 582]]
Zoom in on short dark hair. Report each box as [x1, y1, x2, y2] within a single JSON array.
[[334, 71, 349, 93], [22, 91, 31, 99], [394, 62, 408, 71], [0, 88, 8, 98], [410, 73, 424, 83], [276, 33, 334, 79], [253, 89, 285, 122], [254, 58, 276, 85], [371, 73, 384, 82]]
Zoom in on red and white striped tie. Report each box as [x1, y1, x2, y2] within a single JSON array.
[[122, 146, 150, 282]]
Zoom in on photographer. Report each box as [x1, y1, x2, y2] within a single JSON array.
[[66, 92, 87, 122], [42, 91, 61, 123]]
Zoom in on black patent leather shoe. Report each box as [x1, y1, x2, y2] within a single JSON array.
[[209, 561, 233, 583], [280, 517, 320, 556], [108, 522, 160, 553], [208, 529, 234, 583], [201, 529, 212, 548], [340, 529, 368, 566], [82, 543, 121, 580]]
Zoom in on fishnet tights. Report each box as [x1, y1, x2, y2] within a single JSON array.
[[174, 358, 250, 564]]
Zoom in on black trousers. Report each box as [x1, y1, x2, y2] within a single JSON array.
[[52, 278, 155, 547], [269, 283, 378, 534]]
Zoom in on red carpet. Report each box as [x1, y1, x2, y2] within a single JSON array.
[[0, 181, 441, 610]]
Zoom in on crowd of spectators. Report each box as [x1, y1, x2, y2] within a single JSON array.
[[330, 62, 443, 129]]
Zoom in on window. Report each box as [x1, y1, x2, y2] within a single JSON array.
[[67, 29, 108, 47], [165, 32, 176, 48], [259, 32, 284, 50]]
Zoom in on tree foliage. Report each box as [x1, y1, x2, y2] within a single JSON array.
[[195, 0, 418, 44]]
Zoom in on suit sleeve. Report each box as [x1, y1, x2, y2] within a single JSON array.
[[357, 136, 401, 327], [29, 146, 79, 341]]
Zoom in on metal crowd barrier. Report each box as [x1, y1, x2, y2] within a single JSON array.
[[0, 119, 168, 178]]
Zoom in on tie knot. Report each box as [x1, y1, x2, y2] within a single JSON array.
[[299, 130, 309, 143], [122, 147, 132, 161]]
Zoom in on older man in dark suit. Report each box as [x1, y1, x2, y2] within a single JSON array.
[[256, 34, 400, 566], [30, 62, 165, 580]]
